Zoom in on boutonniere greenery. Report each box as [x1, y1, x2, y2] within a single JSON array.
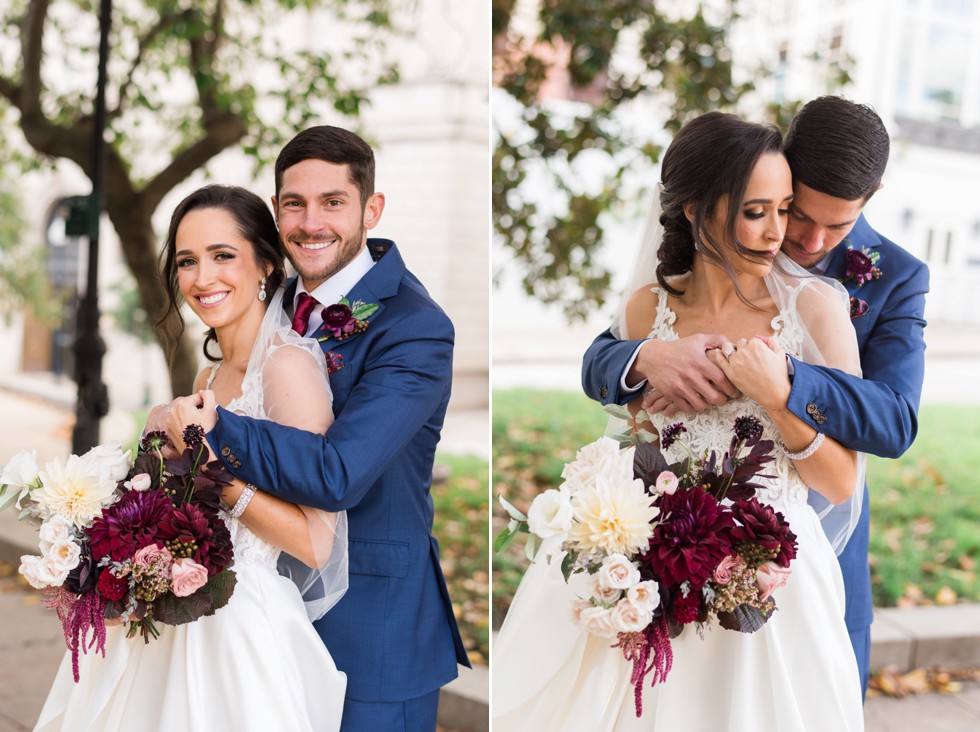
[[316, 298, 378, 343], [841, 242, 882, 288]]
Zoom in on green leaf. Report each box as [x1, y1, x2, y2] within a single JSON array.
[[560, 551, 575, 582], [603, 404, 632, 421], [493, 524, 518, 554], [351, 302, 379, 319], [524, 533, 539, 562], [498, 494, 527, 522]]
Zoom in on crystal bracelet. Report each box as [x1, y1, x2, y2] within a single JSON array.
[[783, 432, 825, 461], [229, 484, 257, 518]]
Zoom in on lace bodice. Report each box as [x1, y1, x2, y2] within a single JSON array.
[[206, 363, 281, 569], [644, 288, 809, 508]]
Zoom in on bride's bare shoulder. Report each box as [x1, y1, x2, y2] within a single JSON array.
[[624, 284, 662, 340]]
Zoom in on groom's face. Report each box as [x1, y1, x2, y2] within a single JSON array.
[[273, 158, 384, 291], [781, 182, 865, 269]]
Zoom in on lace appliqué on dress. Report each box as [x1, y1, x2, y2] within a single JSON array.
[[643, 287, 809, 509], [205, 361, 282, 570]]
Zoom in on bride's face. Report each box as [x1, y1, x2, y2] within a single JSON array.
[[174, 207, 270, 330], [705, 152, 794, 278]]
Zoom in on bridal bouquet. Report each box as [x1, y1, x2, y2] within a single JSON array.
[[497, 414, 797, 716], [0, 427, 237, 681]]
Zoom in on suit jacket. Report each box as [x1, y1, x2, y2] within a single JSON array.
[[581, 215, 929, 630], [207, 239, 471, 702]]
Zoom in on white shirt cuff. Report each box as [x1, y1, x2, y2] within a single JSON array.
[[620, 341, 650, 394]]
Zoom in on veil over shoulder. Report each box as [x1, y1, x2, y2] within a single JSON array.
[[233, 287, 349, 621]]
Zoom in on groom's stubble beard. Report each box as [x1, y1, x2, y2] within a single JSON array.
[[284, 222, 367, 289]]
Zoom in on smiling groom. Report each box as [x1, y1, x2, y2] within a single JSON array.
[[195, 126, 470, 731]]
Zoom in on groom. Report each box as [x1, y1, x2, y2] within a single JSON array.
[[195, 126, 470, 730], [581, 97, 928, 697]]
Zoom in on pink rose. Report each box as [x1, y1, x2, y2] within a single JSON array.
[[569, 598, 593, 625], [590, 574, 622, 605], [597, 553, 640, 590], [713, 555, 742, 585], [654, 471, 679, 496], [171, 557, 208, 597], [134, 543, 173, 569], [579, 605, 617, 638], [756, 561, 792, 601], [125, 473, 152, 492]]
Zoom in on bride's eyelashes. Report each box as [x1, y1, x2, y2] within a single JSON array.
[[176, 251, 237, 268], [742, 207, 791, 220]]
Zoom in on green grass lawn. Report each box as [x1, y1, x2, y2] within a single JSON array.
[[491, 389, 980, 626]]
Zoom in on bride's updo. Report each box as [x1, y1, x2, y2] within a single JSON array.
[[157, 185, 287, 364], [655, 111, 783, 298]]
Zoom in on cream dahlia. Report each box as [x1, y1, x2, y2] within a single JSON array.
[[568, 473, 658, 556], [34, 455, 118, 528]]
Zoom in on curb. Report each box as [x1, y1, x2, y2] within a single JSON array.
[[439, 664, 489, 732]]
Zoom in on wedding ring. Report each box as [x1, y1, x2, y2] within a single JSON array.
[[722, 345, 736, 358]]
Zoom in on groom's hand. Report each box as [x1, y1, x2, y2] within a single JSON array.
[[634, 335, 740, 414]]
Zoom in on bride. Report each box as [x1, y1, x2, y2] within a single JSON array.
[[34, 185, 348, 731], [493, 112, 865, 730]]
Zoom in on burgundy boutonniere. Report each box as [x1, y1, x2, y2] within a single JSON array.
[[841, 243, 882, 288], [849, 297, 869, 319], [316, 297, 379, 343], [324, 351, 344, 374]]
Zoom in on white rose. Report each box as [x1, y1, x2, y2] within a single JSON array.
[[1, 450, 39, 489], [527, 488, 573, 541], [19, 555, 67, 589], [45, 539, 82, 573], [125, 473, 152, 492], [598, 553, 641, 590], [590, 574, 622, 605], [561, 438, 634, 493], [569, 598, 594, 626], [579, 605, 617, 638], [612, 597, 654, 633], [626, 580, 661, 613], [81, 441, 132, 483], [38, 515, 73, 546]]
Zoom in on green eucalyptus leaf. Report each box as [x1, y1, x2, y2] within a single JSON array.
[[498, 494, 528, 522]]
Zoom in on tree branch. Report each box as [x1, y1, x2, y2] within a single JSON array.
[[111, 7, 197, 121], [20, 0, 51, 121], [140, 112, 246, 211]]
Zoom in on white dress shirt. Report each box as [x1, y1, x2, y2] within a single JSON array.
[[291, 245, 376, 337]]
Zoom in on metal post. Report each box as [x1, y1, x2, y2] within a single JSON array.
[[71, 0, 111, 453]]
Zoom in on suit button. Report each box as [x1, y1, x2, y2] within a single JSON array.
[[221, 446, 231, 457], [232, 459, 242, 469], [806, 403, 818, 415], [600, 386, 609, 399]]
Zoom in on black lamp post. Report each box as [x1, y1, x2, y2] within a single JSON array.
[[71, 0, 111, 453]]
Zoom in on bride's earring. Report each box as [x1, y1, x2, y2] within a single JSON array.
[[258, 276, 267, 302]]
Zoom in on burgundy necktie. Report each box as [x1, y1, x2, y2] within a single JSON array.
[[291, 292, 318, 335]]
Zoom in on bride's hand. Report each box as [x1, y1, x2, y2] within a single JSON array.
[[166, 391, 218, 459], [709, 336, 791, 412]]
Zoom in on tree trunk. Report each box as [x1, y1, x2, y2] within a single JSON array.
[[106, 200, 198, 398]]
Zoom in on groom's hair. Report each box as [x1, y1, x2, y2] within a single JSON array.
[[784, 96, 889, 203], [275, 126, 376, 206]]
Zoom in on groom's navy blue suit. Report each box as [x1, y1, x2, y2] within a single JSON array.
[[208, 239, 470, 730], [581, 215, 928, 695]]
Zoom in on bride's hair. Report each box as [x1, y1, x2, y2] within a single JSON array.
[[156, 185, 286, 365], [656, 111, 784, 305]]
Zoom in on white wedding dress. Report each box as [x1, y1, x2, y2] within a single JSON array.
[[493, 289, 864, 731], [34, 291, 347, 732]]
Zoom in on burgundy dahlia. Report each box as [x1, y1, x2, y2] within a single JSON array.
[[730, 497, 798, 567], [96, 570, 129, 602], [89, 489, 175, 563], [158, 502, 233, 575], [643, 489, 734, 589]]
